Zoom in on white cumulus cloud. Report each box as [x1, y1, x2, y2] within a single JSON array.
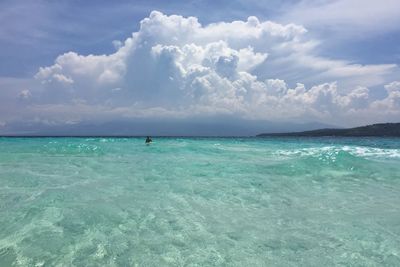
[[1, 11, 399, 129], [18, 89, 32, 100]]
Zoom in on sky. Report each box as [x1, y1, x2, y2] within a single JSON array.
[[1, 0, 400, 135]]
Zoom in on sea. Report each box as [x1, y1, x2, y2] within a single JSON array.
[[0, 137, 399, 266]]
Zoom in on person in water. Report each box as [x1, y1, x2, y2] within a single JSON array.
[[145, 136, 152, 144]]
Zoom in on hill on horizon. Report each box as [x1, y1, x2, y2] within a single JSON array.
[[257, 123, 400, 137]]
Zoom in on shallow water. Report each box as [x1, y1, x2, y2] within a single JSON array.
[[0, 137, 399, 266]]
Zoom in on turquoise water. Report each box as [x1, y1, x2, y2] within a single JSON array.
[[0, 137, 400, 266]]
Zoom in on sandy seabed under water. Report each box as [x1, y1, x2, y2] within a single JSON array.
[[0, 137, 400, 266]]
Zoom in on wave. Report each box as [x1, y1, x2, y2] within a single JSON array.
[[275, 146, 400, 160]]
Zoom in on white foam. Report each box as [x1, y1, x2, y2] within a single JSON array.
[[275, 146, 400, 160], [342, 146, 400, 159]]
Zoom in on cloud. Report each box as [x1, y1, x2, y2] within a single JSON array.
[[1, 11, 399, 131], [282, 0, 400, 37], [372, 81, 400, 112], [18, 89, 32, 100]]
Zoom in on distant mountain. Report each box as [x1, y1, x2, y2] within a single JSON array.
[[0, 118, 335, 137], [257, 123, 400, 137]]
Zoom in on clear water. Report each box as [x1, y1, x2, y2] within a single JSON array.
[[0, 137, 400, 266]]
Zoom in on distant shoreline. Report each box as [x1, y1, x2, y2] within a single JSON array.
[[257, 123, 400, 137]]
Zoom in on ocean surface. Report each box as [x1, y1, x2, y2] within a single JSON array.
[[0, 137, 400, 266]]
